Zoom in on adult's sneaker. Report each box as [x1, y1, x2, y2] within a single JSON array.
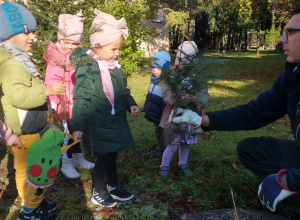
[[91, 188, 117, 208], [107, 185, 134, 201], [17, 205, 57, 220]]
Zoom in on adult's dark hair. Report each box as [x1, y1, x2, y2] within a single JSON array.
[[291, 6, 300, 16]]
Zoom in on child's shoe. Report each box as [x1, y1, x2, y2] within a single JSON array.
[[0, 181, 5, 194], [150, 147, 158, 154], [107, 185, 134, 201], [157, 150, 164, 159], [72, 153, 95, 169], [159, 166, 170, 177], [17, 205, 57, 220], [91, 188, 117, 207], [178, 164, 191, 173], [40, 199, 56, 212], [61, 158, 80, 179]]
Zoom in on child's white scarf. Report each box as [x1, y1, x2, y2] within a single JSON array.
[[0, 42, 41, 78]]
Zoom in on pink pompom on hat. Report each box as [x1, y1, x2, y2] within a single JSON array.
[[89, 9, 129, 48], [57, 14, 84, 43], [175, 41, 198, 65]]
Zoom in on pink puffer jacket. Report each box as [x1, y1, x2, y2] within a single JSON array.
[[0, 120, 17, 146], [44, 41, 75, 120]]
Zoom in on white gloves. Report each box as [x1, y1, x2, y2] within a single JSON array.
[[168, 108, 203, 133]]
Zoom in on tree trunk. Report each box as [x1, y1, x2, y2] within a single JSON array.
[[188, 0, 197, 41], [244, 28, 248, 50], [215, 33, 219, 53], [263, 29, 266, 50], [227, 32, 231, 51], [222, 33, 226, 56], [256, 30, 260, 55]]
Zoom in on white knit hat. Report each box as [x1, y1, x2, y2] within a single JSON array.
[[175, 41, 198, 65]]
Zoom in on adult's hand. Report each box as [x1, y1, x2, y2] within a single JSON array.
[[169, 108, 203, 133]]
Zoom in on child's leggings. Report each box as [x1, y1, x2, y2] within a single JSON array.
[[160, 142, 189, 167], [94, 152, 118, 191], [7, 133, 47, 209]]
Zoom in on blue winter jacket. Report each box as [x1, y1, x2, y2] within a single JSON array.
[[142, 81, 166, 125], [205, 62, 300, 192]]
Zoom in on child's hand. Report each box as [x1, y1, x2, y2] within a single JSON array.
[[183, 94, 197, 103], [73, 131, 83, 141], [130, 105, 139, 117], [46, 83, 66, 96], [13, 137, 25, 149]]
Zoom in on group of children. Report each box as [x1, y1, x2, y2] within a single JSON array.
[[0, 1, 208, 219]]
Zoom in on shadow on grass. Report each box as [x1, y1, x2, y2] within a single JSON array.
[[0, 151, 19, 219]]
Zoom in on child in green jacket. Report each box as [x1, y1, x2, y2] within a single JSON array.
[[72, 9, 139, 208], [0, 2, 65, 219]]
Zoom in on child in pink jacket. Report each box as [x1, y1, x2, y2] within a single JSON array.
[[44, 14, 94, 179]]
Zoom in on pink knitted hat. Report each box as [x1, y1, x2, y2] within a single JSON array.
[[175, 41, 198, 65], [57, 14, 84, 43], [89, 9, 129, 48]]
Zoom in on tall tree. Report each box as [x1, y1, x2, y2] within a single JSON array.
[[236, 0, 252, 50], [272, 0, 299, 24], [188, 0, 197, 41], [164, 0, 200, 45], [251, 0, 272, 54]]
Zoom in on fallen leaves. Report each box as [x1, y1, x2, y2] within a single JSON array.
[[194, 179, 205, 184], [201, 132, 216, 140], [0, 182, 6, 199]]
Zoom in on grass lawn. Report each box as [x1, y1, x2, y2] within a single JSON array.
[[0, 50, 293, 219]]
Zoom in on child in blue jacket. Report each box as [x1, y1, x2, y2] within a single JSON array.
[[142, 51, 170, 158]]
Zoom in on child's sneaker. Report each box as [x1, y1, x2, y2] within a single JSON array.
[[159, 166, 170, 177], [157, 150, 164, 159], [149, 148, 158, 154], [91, 188, 117, 207], [178, 164, 191, 173], [107, 185, 134, 201], [17, 205, 57, 220], [40, 199, 56, 212]]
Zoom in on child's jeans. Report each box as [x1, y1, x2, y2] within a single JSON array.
[[7, 133, 47, 209]]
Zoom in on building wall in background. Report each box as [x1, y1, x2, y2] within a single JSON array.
[[140, 4, 169, 58]]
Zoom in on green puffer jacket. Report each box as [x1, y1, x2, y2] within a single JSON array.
[[0, 47, 47, 136], [71, 48, 137, 155]]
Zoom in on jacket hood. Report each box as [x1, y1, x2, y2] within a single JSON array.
[[70, 47, 90, 69], [0, 47, 13, 66], [44, 41, 64, 61], [44, 41, 74, 68]]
